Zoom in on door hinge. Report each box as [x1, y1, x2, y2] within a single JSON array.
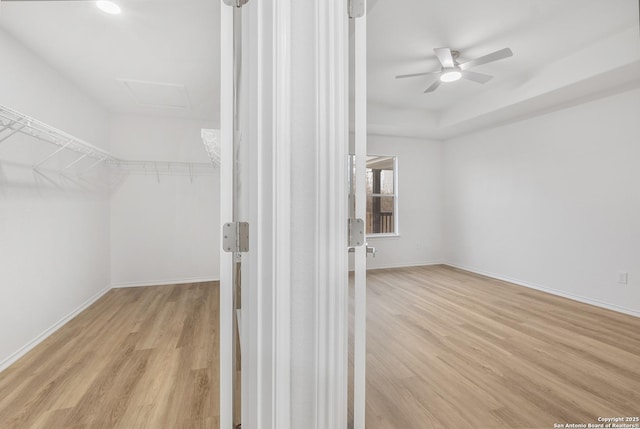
[[223, 222, 250, 253], [348, 218, 365, 247], [223, 0, 249, 7], [348, 0, 365, 18]]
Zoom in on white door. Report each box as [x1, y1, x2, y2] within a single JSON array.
[[352, 3, 368, 428], [220, 2, 244, 428]]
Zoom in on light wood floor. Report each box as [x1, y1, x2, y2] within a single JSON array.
[[357, 265, 640, 429], [0, 282, 219, 429], [2, 269, 639, 429]]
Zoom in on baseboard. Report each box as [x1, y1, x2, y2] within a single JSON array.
[[0, 285, 112, 373], [445, 263, 640, 319], [349, 261, 444, 272], [111, 276, 219, 288], [368, 260, 445, 270]]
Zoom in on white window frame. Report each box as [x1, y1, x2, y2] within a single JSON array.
[[366, 154, 399, 238]]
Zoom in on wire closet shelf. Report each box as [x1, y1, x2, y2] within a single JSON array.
[[0, 104, 218, 177]]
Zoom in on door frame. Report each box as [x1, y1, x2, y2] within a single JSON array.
[[220, 0, 350, 427], [219, 2, 234, 428], [353, 3, 368, 428]]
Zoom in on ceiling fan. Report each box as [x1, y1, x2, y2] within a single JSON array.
[[396, 47, 513, 93]]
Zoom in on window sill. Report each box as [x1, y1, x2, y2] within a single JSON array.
[[366, 233, 400, 239]]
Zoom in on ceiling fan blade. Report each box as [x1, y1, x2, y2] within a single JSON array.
[[2, 0, 94, 2], [424, 80, 441, 93], [395, 71, 439, 79], [434, 48, 455, 68], [459, 48, 513, 71], [462, 70, 493, 84]]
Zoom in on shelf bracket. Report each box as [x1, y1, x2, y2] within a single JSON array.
[[82, 157, 107, 174], [0, 121, 27, 144], [0, 120, 16, 134], [34, 142, 71, 168], [64, 153, 89, 170]]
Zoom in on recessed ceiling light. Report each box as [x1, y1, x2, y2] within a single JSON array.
[[96, 1, 121, 15], [440, 68, 462, 83]]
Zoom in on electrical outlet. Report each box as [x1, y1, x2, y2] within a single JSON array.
[[617, 271, 628, 284]]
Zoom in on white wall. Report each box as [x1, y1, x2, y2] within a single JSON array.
[[109, 115, 219, 286], [365, 134, 444, 269], [444, 88, 640, 316], [0, 29, 111, 369], [0, 31, 219, 369]]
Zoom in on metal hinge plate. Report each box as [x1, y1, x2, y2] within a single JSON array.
[[223, 0, 249, 7], [348, 0, 365, 18], [348, 218, 365, 247], [223, 222, 249, 253]]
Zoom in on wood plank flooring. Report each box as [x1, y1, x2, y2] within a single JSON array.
[[0, 282, 219, 429], [357, 265, 640, 429], [2, 268, 639, 429]]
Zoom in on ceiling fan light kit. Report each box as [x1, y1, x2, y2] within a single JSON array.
[[440, 67, 462, 82], [96, 1, 121, 15], [396, 47, 513, 93]]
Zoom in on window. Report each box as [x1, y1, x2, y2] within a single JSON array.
[[366, 155, 397, 235]]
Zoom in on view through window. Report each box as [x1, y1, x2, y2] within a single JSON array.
[[366, 155, 397, 235]]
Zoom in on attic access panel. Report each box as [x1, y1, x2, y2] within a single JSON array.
[[118, 79, 192, 110]]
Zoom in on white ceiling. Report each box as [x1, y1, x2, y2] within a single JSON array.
[[0, 0, 638, 139], [366, 0, 640, 138], [0, 0, 220, 121]]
